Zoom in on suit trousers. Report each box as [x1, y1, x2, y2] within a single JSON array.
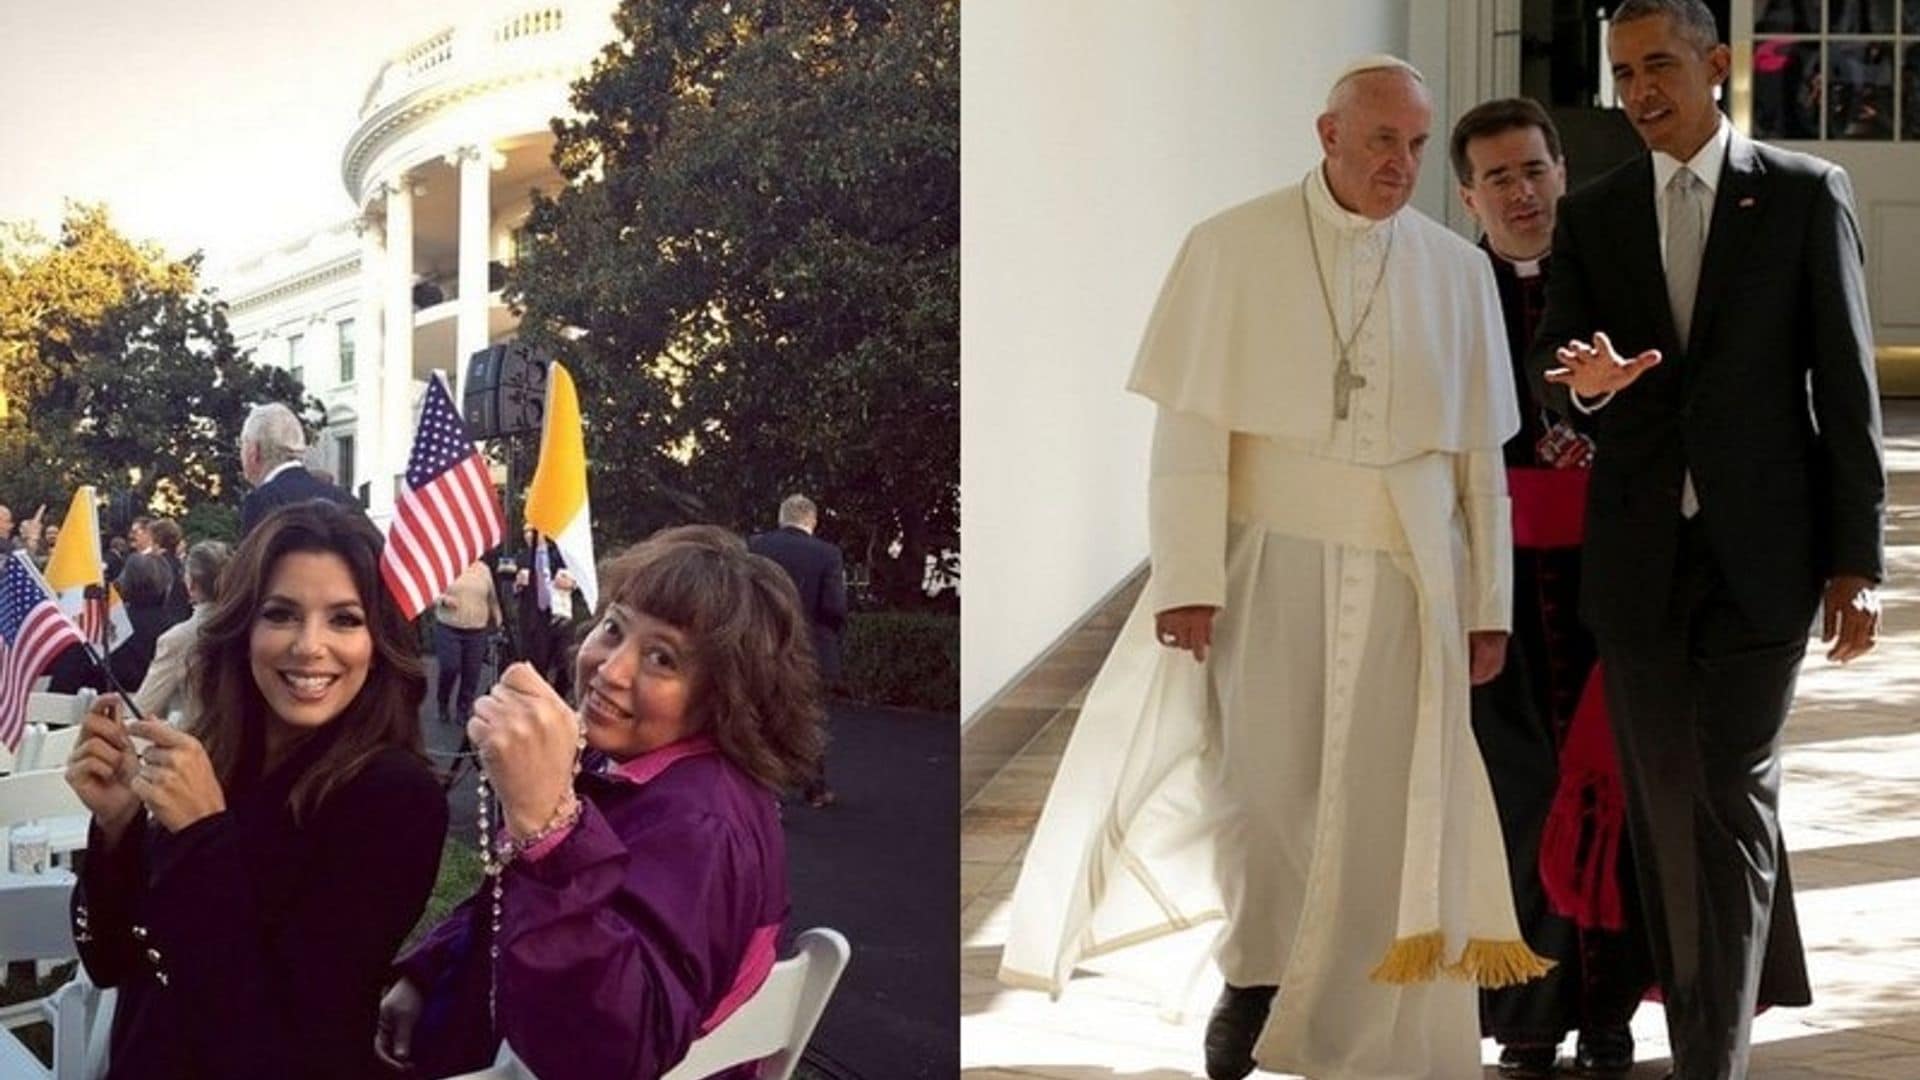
[[435, 625, 490, 726], [1598, 520, 1812, 1080]]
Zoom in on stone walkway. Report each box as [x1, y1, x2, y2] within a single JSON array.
[[961, 401, 1920, 1078]]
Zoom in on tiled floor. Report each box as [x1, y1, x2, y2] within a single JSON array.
[[960, 402, 1920, 1078]]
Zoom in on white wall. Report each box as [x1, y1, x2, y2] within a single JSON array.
[[961, 0, 1412, 720]]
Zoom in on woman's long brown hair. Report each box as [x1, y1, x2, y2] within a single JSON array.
[[187, 501, 426, 823]]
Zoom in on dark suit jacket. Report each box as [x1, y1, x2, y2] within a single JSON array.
[[1528, 129, 1884, 641], [239, 466, 359, 537], [748, 526, 848, 680]]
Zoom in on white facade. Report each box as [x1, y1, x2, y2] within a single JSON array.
[[219, 1, 620, 521]]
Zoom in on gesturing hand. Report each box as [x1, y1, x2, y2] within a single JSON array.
[[127, 720, 227, 833], [64, 697, 143, 846], [1153, 605, 1219, 663], [1822, 575, 1881, 664], [1543, 332, 1662, 400], [469, 662, 581, 838]]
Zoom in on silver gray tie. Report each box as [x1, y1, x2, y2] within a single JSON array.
[[1666, 167, 1706, 517], [1665, 167, 1706, 347]]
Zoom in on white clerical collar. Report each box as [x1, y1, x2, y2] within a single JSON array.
[[1651, 115, 1730, 196], [261, 461, 303, 486], [1306, 164, 1394, 234], [1508, 255, 1544, 279]]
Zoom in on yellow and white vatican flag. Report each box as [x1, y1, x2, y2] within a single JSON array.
[[524, 360, 598, 612], [42, 486, 132, 651]]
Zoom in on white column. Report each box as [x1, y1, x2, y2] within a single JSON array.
[[353, 212, 386, 516], [382, 177, 417, 516], [455, 144, 493, 412]]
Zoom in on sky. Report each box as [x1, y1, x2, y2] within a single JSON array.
[[0, 0, 504, 275]]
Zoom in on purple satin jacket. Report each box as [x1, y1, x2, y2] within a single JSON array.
[[397, 737, 788, 1079]]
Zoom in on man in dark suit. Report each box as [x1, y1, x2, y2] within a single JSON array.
[[1529, 3, 1884, 1076], [749, 494, 848, 807], [238, 403, 358, 536]]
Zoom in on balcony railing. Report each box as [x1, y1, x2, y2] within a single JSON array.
[[356, 2, 612, 120]]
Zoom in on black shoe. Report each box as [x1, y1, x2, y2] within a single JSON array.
[[1497, 1043, 1558, 1079], [1572, 1027, 1633, 1076], [1203, 983, 1276, 1080]]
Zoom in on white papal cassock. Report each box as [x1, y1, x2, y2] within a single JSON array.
[[999, 167, 1549, 1079]]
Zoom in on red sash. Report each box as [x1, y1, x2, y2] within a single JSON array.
[[1507, 466, 1588, 550], [1537, 664, 1626, 931]]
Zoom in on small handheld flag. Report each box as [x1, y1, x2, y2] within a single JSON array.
[[1, 552, 88, 753], [524, 360, 598, 612], [380, 373, 507, 620]]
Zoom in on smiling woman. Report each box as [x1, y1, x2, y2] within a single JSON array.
[[380, 524, 825, 1080], [61, 500, 448, 1079]]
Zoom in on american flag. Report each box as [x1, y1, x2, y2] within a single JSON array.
[[380, 373, 506, 620], [2, 552, 86, 753]]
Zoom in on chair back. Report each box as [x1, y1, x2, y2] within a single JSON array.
[[26, 692, 92, 729], [663, 927, 850, 1080], [466, 927, 852, 1080], [0, 770, 86, 833], [17, 725, 80, 774]]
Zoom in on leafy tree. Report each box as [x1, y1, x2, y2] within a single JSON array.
[[0, 205, 314, 530], [510, 0, 957, 606]]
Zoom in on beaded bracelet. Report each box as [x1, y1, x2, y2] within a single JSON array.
[[501, 791, 583, 863]]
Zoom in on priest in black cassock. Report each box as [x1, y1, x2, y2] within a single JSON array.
[[1452, 97, 1653, 1079]]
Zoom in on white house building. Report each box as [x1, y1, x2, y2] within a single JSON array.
[[217, 0, 619, 523]]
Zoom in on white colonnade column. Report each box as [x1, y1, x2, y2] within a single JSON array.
[[381, 176, 418, 518], [353, 212, 386, 513], [454, 144, 493, 411]]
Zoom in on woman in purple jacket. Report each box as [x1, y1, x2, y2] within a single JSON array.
[[378, 525, 826, 1079]]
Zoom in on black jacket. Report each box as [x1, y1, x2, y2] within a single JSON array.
[[1528, 130, 1884, 641], [240, 466, 360, 537], [748, 526, 848, 681], [73, 731, 447, 1079]]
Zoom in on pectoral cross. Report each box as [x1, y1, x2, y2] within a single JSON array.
[[1333, 355, 1368, 420]]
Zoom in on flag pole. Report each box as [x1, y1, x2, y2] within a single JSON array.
[[16, 552, 149, 723]]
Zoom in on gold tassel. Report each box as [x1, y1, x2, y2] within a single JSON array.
[[1368, 930, 1447, 984], [1446, 938, 1558, 989]]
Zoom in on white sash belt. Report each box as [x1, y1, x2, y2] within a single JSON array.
[[1227, 442, 1412, 554]]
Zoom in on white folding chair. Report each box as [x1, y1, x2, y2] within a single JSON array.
[[17, 726, 80, 775], [0, 770, 85, 834], [0, 769, 90, 873], [445, 927, 852, 1080], [25, 693, 91, 730], [0, 868, 80, 1030]]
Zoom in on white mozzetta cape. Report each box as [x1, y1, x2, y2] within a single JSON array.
[[1126, 179, 1517, 455], [1002, 176, 1542, 1014]]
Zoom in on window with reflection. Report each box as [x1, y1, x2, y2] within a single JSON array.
[[1758, 0, 1821, 32], [1754, 0, 1918, 139]]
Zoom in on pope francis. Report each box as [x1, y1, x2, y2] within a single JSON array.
[[998, 56, 1553, 1080]]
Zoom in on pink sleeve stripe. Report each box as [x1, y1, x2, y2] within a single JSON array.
[[698, 922, 781, 1033]]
